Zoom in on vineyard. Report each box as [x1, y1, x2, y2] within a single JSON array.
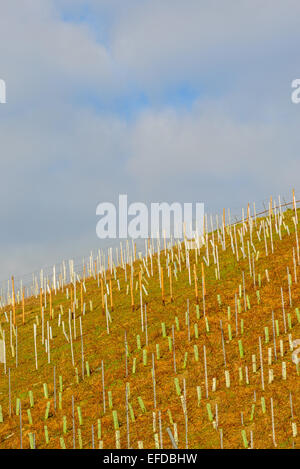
[[0, 196, 299, 449]]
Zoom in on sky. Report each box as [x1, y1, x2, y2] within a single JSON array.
[[0, 0, 300, 284]]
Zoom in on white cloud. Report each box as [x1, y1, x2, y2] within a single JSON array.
[[0, 0, 117, 109], [0, 0, 299, 283], [110, 0, 300, 90], [127, 101, 300, 202]]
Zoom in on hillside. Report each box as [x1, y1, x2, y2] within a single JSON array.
[[0, 202, 299, 449]]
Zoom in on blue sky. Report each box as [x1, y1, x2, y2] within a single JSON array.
[[0, 0, 300, 282]]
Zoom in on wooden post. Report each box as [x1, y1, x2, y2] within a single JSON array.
[[194, 264, 199, 304], [100, 277, 105, 314], [40, 288, 43, 319], [139, 271, 143, 331], [161, 268, 165, 306], [110, 278, 114, 311], [130, 275, 134, 311], [201, 262, 206, 296], [12, 276, 16, 326], [169, 268, 173, 302], [139, 271, 142, 298], [120, 243, 124, 268], [22, 288, 25, 325], [293, 188, 295, 210], [80, 282, 83, 313], [49, 288, 52, 320], [293, 188, 298, 224]]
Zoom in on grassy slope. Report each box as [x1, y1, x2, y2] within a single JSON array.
[[0, 209, 299, 449]]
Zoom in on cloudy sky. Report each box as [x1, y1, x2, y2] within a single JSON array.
[[0, 0, 300, 283]]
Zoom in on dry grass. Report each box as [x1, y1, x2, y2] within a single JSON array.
[[0, 208, 299, 449]]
